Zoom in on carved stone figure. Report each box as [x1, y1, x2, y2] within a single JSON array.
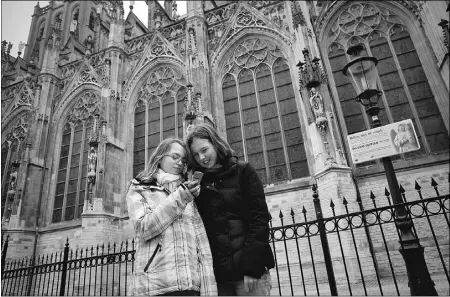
[[188, 27, 197, 52], [84, 35, 94, 56], [88, 147, 97, 173], [309, 87, 325, 120]]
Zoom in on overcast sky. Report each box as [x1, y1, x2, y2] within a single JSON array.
[[1, 1, 187, 55]]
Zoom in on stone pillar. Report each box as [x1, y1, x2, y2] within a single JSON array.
[[107, 5, 125, 50], [184, 0, 214, 131]]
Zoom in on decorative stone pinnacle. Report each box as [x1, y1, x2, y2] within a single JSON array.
[[297, 48, 327, 90]]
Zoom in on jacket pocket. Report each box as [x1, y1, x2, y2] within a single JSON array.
[[144, 243, 162, 272]]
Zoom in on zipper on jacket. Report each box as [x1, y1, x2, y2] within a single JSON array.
[[144, 243, 162, 272]]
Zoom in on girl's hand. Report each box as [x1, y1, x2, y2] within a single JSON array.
[[184, 180, 201, 197]]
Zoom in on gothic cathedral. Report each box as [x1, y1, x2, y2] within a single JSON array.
[[1, 0, 449, 260]]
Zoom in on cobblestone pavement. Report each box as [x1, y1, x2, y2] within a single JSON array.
[[271, 273, 449, 296]]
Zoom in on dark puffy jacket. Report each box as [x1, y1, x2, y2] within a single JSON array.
[[194, 157, 275, 283]]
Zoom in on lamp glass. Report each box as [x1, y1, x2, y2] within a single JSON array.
[[345, 57, 378, 95], [96, 4, 102, 14]]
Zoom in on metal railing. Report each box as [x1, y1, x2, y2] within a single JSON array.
[[1, 240, 135, 296], [1, 178, 449, 296]]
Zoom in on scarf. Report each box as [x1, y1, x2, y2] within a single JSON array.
[[155, 168, 183, 193]]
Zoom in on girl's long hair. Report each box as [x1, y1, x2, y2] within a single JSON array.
[[136, 138, 186, 182], [185, 123, 236, 170]]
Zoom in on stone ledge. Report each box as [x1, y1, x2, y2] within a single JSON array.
[[39, 219, 81, 233], [314, 164, 353, 180], [265, 177, 312, 196]]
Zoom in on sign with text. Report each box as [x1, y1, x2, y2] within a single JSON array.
[[347, 119, 420, 164]]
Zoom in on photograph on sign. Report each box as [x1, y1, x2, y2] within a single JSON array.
[[347, 119, 420, 164]]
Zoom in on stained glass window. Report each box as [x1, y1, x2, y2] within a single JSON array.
[[221, 38, 309, 184], [327, 3, 448, 168], [52, 92, 98, 223], [133, 66, 186, 177]]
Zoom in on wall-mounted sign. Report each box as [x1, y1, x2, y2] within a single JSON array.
[[347, 119, 420, 164]]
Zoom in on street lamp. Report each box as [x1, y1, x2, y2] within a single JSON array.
[[343, 44, 437, 296]]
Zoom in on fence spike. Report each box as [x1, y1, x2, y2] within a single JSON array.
[[370, 190, 376, 200], [356, 193, 361, 203], [290, 208, 295, 217], [431, 177, 438, 187], [384, 187, 390, 197], [302, 206, 307, 214], [278, 210, 284, 219], [66, 237, 69, 245], [342, 196, 348, 205], [268, 212, 272, 221], [414, 180, 421, 191], [330, 199, 335, 208], [399, 184, 405, 193]]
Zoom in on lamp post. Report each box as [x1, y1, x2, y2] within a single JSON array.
[[343, 44, 437, 296]]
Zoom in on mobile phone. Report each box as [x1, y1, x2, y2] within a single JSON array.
[[192, 171, 204, 183]]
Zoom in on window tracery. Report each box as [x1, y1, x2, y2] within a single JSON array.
[[326, 2, 448, 168], [133, 66, 186, 176], [1, 114, 29, 219], [52, 92, 100, 222], [221, 38, 308, 184]]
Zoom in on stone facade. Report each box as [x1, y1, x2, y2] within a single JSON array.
[[1, 1, 449, 291]]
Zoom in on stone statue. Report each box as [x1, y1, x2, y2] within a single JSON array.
[[88, 147, 97, 173], [70, 20, 78, 33], [189, 27, 197, 52], [84, 35, 94, 56], [309, 87, 325, 120]]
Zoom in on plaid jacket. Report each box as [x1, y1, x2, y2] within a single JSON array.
[[126, 179, 217, 296]]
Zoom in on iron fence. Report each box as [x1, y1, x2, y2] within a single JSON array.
[[1, 178, 449, 296], [1, 239, 135, 296]]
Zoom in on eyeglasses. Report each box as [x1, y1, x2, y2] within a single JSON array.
[[164, 153, 187, 164]]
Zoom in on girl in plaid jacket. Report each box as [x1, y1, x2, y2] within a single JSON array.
[[126, 138, 217, 296]]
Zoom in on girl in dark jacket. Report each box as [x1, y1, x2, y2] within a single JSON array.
[[186, 124, 275, 296]]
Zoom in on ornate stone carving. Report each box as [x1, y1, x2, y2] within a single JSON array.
[[221, 38, 283, 77], [87, 147, 97, 181], [297, 48, 327, 90], [206, 2, 237, 26], [188, 27, 197, 54], [136, 66, 185, 103], [141, 36, 176, 65], [67, 92, 100, 123], [310, 88, 326, 124], [291, 1, 306, 29], [160, 21, 186, 40], [126, 32, 155, 53], [60, 60, 82, 79], [329, 3, 404, 48], [84, 35, 95, 56], [261, 2, 288, 31]]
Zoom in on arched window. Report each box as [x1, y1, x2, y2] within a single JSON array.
[[133, 66, 186, 177], [1, 115, 28, 218], [52, 92, 98, 223], [221, 38, 309, 184], [327, 3, 448, 167]]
